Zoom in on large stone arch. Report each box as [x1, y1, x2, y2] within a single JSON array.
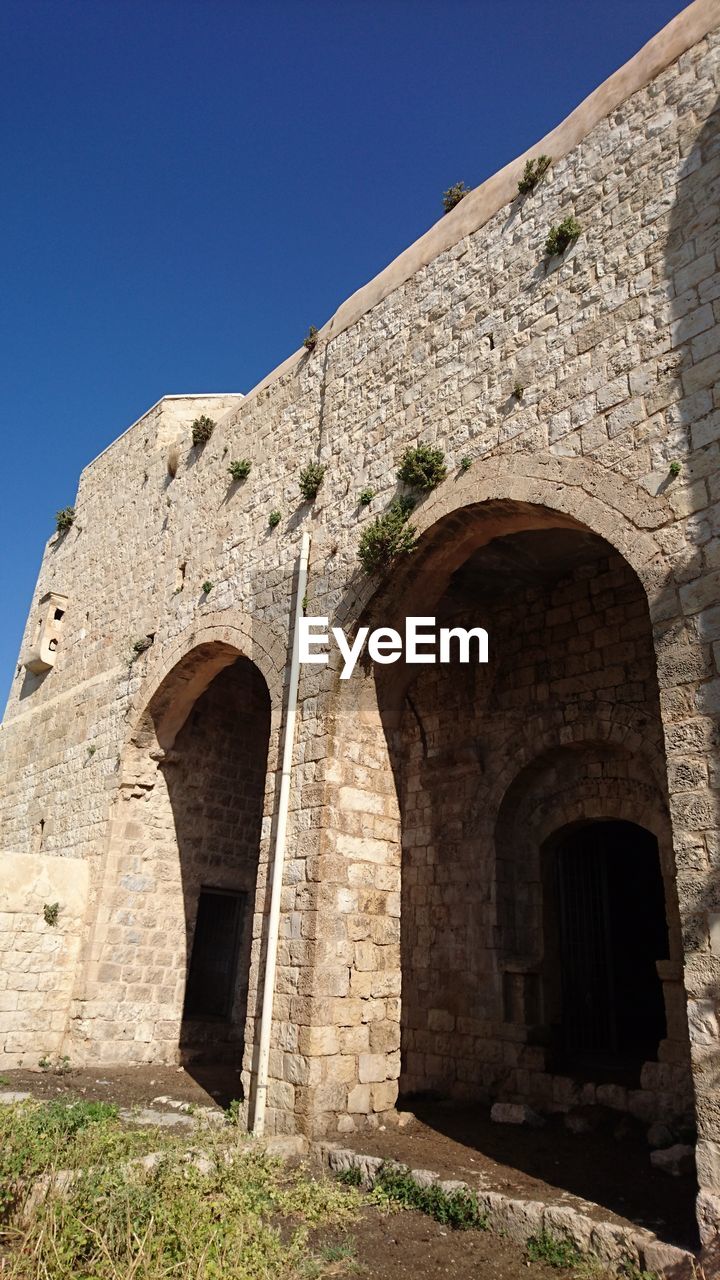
[[321, 470, 694, 1140], [336, 451, 674, 631]]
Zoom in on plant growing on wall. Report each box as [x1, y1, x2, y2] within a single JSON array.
[[459, 456, 472, 472], [358, 497, 416, 575], [269, 510, 281, 528], [132, 637, 153, 656], [55, 507, 75, 534], [513, 382, 525, 400], [359, 487, 375, 506], [43, 903, 59, 927], [669, 460, 682, 476], [397, 444, 447, 491], [517, 154, 551, 196], [303, 326, 319, 352], [228, 459, 252, 482], [545, 216, 582, 257], [442, 182, 469, 214], [299, 461, 326, 501], [191, 415, 215, 447], [202, 580, 214, 595]]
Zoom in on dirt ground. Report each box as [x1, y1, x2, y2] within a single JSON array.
[[1, 1066, 699, 1264], [316, 1206, 580, 1280], [353, 1100, 699, 1251]]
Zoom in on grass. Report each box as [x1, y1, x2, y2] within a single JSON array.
[[526, 1229, 584, 1268], [0, 1101, 618, 1279], [0, 1100, 364, 1279]]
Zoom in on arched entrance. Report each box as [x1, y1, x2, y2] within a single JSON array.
[[74, 638, 275, 1101], [168, 656, 271, 1068], [543, 819, 669, 1083], [352, 500, 692, 1129]]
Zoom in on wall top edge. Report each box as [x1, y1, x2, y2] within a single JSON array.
[[78, 0, 719, 475]]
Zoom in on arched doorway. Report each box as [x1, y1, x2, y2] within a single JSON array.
[[356, 502, 692, 1127], [75, 640, 274, 1101], [543, 819, 669, 1083], [168, 657, 271, 1069]]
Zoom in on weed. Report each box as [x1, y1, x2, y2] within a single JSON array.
[[397, 443, 447, 491], [191, 415, 215, 447], [43, 903, 59, 927], [228, 458, 252, 482], [669, 460, 682, 476], [618, 1263, 661, 1280], [517, 154, 551, 195], [358, 497, 416, 575], [336, 1166, 363, 1187], [459, 456, 472, 472], [299, 461, 327, 502], [545, 216, 582, 257], [359, 487, 375, 506], [370, 1162, 487, 1231], [226, 1099, 242, 1126], [86, 745, 96, 757], [132, 636, 153, 656], [526, 1229, 584, 1268], [38, 1056, 51, 1072], [202, 580, 214, 595], [303, 325, 319, 351], [319, 1237, 358, 1265], [269, 510, 282, 528], [513, 381, 525, 399], [55, 507, 75, 535], [442, 182, 469, 213]]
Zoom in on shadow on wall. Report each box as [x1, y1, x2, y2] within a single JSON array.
[[659, 89, 720, 1264]]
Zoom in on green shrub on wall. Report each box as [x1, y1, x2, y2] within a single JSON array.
[[358, 497, 416, 575], [299, 461, 326, 501], [397, 444, 447, 492], [545, 217, 581, 257], [55, 507, 75, 534], [191, 415, 215, 447]]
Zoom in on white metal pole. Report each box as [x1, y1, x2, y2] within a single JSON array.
[[252, 530, 310, 1136]]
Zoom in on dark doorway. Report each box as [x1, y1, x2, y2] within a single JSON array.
[[184, 888, 247, 1021], [546, 820, 668, 1081]]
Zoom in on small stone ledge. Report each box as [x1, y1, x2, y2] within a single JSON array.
[[315, 1143, 697, 1279]]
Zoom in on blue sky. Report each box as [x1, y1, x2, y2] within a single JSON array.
[[1, 0, 685, 702]]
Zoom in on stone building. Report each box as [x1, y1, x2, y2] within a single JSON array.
[[1, 0, 720, 1250]]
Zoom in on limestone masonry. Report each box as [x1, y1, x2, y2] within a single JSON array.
[[2, 0, 720, 1252]]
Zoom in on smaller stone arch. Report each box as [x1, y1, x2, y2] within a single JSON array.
[[493, 741, 691, 1119], [71, 617, 285, 1092], [124, 610, 287, 753]]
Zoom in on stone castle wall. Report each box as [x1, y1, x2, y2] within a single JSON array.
[[1, 0, 720, 1244]]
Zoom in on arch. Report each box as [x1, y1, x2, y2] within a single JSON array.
[[72, 630, 278, 1094], [124, 609, 287, 752], [336, 452, 674, 630], [332, 482, 694, 1133]]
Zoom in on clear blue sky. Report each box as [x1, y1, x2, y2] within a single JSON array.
[[1, 0, 685, 702]]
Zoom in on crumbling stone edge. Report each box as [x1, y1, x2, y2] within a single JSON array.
[[315, 1142, 697, 1280]]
